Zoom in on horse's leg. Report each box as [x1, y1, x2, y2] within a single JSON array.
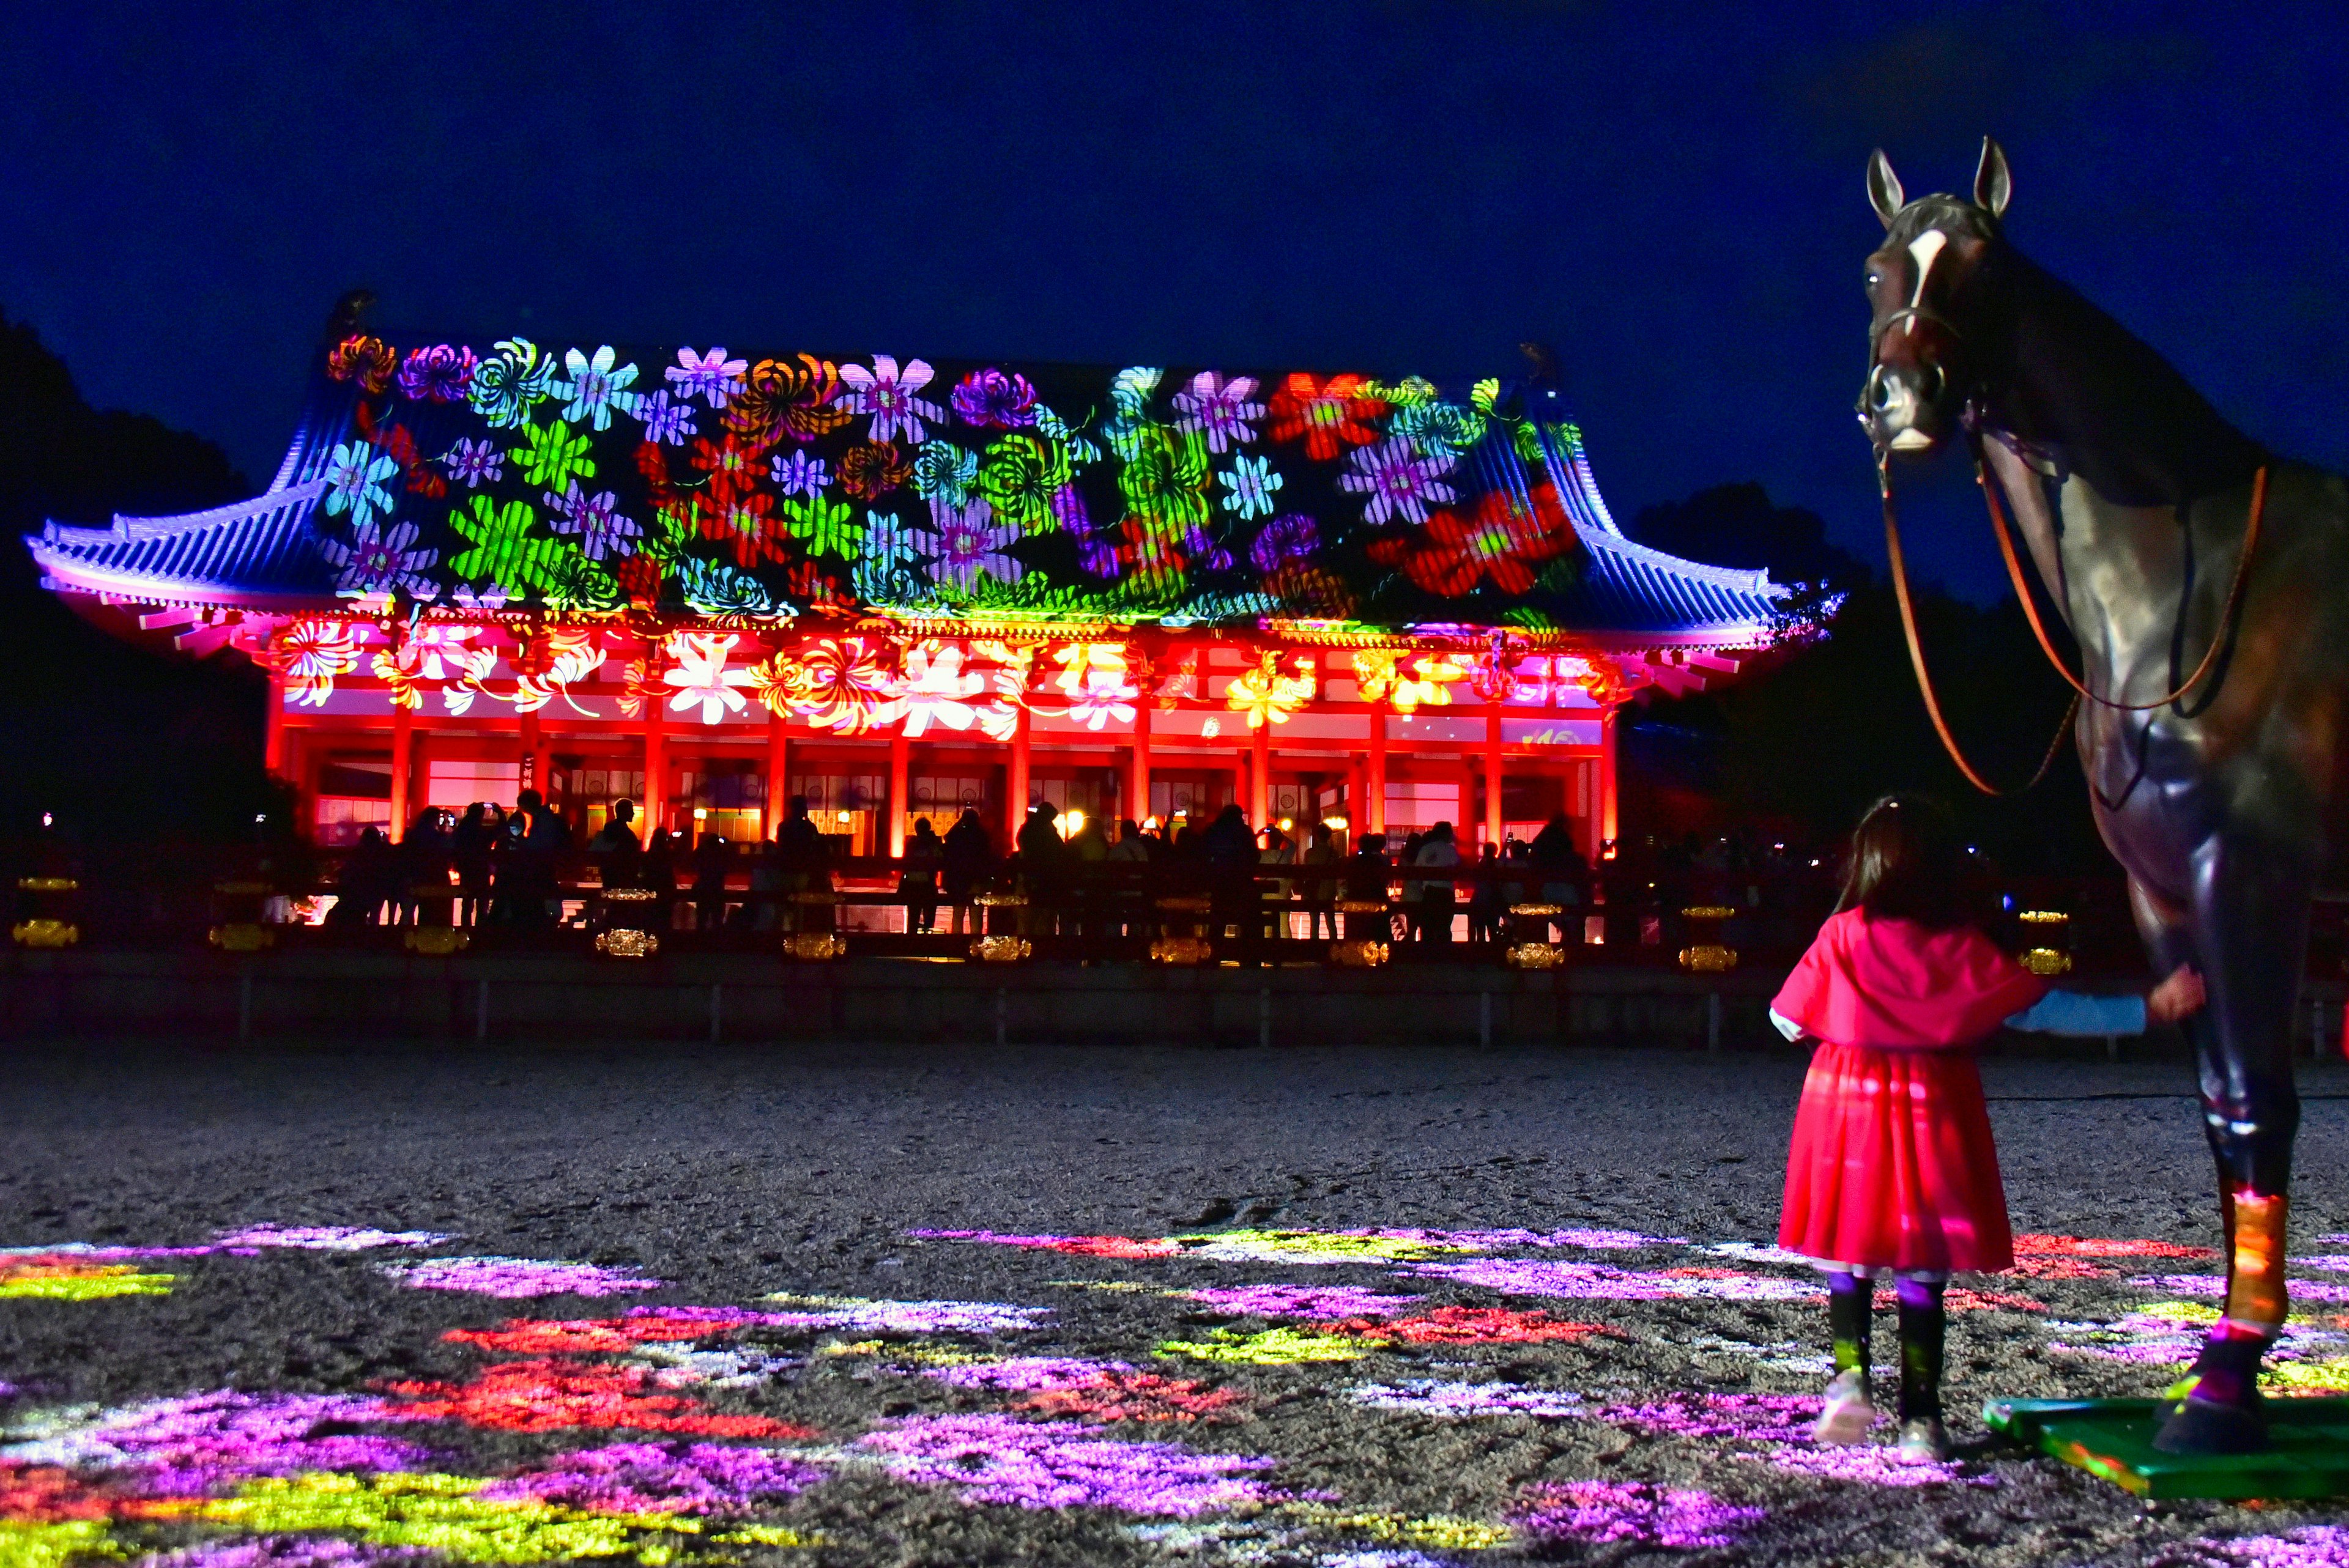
[[2147, 841, 2309, 1454]]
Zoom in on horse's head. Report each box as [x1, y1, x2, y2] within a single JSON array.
[[1858, 138, 2013, 459]]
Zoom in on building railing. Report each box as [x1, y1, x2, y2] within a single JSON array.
[[5, 839, 2241, 978]]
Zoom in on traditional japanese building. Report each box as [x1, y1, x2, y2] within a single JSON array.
[[28, 332, 1784, 859]]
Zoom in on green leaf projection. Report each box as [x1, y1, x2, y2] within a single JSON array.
[[311, 337, 1607, 629]]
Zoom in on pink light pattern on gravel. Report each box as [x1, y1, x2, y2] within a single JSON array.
[[1356, 1227, 1680, 1250], [379, 1256, 664, 1297], [475, 1440, 826, 1514], [1753, 1446, 1992, 1488], [0, 1390, 429, 1493], [213, 1226, 453, 1251], [929, 1357, 1137, 1390], [2193, 1526, 2349, 1566], [1179, 1285, 1423, 1319], [1513, 1479, 1765, 1548], [2, 1242, 240, 1260], [141, 1540, 434, 1567], [1407, 1257, 1820, 1302], [858, 1413, 1280, 1514], [2134, 1276, 2349, 1303], [760, 1295, 1051, 1333], [1587, 1391, 1816, 1443]]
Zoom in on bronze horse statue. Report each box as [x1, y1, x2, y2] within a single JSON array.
[[1859, 138, 2348, 1453]]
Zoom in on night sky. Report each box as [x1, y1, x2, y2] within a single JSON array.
[[7, 2, 2347, 599]]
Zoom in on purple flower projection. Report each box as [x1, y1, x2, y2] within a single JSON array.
[[1589, 1391, 1816, 1443], [475, 1440, 826, 1515], [1346, 1380, 1584, 1419], [929, 1358, 1137, 1391], [440, 437, 504, 487], [633, 390, 698, 447], [623, 1304, 792, 1328], [4, 1390, 430, 1494], [2194, 1526, 2349, 1566], [212, 1226, 450, 1251], [1179, 1285, 1422, 1320], [143, 1540, 434, 1567], [1754, 1446, 1992, 1488], [950, 368, 1039, 430], [858, 1414, 1278, 1515], [379, 1256, 663, 1297], [1247, 513, 1319, 574], [1513, 1480, 1765, 1550], [1409, 1257, 1818, 1303], [395, 344, 477, 404], [760, 1295, 1051, 1334], [2134, 1276, 2349, 1303]]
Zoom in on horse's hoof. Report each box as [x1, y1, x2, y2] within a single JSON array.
[[2152, 1395, 2270, 1454]]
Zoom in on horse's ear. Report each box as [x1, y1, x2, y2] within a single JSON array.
[[1867, 149, 1905, 228], [1974, 137, 2013, 218]]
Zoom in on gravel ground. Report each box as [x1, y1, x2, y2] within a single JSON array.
[[5, 1038, 2349, 1567]]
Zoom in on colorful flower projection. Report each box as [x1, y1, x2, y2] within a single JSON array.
[[311, 338, 1590, 628], [13, 1218, 2307, 1568], [376, 1257, 663, 1298]]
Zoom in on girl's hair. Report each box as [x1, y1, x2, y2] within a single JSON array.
[[1837, 794, 1968, 928]]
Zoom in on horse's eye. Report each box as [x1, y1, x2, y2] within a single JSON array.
[[1865, 271, 1882, 290]]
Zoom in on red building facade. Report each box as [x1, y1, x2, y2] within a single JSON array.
[[28, 334, 1784, 858]]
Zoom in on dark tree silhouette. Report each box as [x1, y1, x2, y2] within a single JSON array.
[[1620, 483, 2107, 875], [0, 308, 278, 844]]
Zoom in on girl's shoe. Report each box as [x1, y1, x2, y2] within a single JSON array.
[[1813, 1369, 1874, 1446], [1896, 1417, 1951, 1464]]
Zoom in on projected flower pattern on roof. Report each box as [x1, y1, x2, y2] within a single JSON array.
[[7, 1223, 2347, 1564], [304, 338, 1600, 632]]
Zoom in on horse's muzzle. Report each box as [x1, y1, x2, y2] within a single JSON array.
[[1859, 362, 1952, 456]]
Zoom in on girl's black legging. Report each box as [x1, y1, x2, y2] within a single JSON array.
[[1827, 1271, 1946, 1422]]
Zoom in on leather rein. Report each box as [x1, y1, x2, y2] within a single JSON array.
[[1879, 443, 2268, 796]]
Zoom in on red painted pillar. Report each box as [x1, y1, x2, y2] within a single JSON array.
[[1007, 704, 1031, 843], [1128, 701, 1152, 825], [644, 688, 668, 843], [1250, 717, 1271, 829], [1484, 707, 1505, 851], [264, 665, 288, 777], [1598, 706, 1619, 860], [765, 708, 789, 842], [1366, 703, 1387, 835], [888, 727, 910, 858], [390, 703, 414, 842]]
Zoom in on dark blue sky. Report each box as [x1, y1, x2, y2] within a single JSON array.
[[7, 2, 2346, 598]]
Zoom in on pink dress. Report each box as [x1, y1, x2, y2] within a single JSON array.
[[1773, 909, 2047, 1274]]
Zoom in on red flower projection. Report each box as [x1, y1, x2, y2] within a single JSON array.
[[442, 1315, 722, 1355], [354, 402, 446, 500], [2004, 1233, 2216, 1281], [699, 488, 780, 569], [689, 434, 770, 497], [382, 1358, 815, 1437], [1335, 1306, 1614, 1345], [1370, 484, 1574, 597], [1266, 373, 1386, 460], [1011, 1371, 1250, 1424]]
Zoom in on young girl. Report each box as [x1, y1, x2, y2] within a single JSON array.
[[1772, 795, 2205, 1462]]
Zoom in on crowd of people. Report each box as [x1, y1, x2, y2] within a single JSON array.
[[317, 790, 1860, 955]]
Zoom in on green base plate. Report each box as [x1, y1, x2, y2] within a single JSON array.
[[1984, 1397, 2349, 1499]]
